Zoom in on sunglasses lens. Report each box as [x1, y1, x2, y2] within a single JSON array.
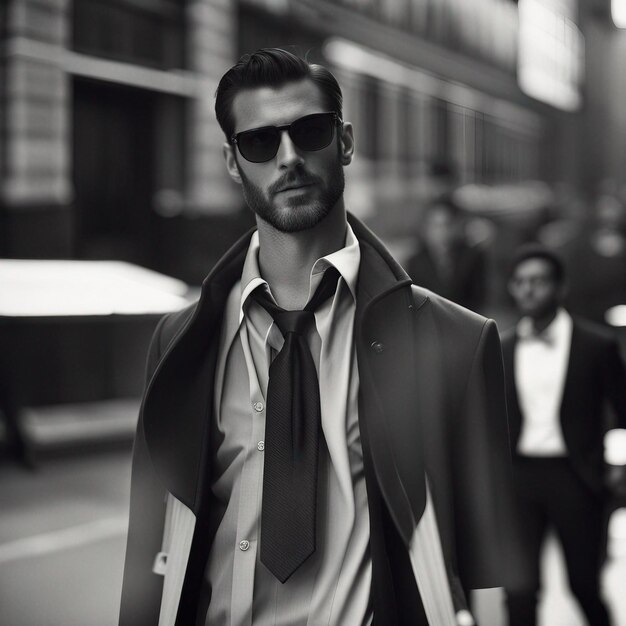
[[235, 113, 336, 162], [238, 128, 280, 163], [291, 114, 334, 152]]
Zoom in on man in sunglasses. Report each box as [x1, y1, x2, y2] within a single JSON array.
[[121, 48, 516, 626]]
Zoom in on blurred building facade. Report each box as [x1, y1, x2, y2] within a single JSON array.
[[0, 0, 624, 283]]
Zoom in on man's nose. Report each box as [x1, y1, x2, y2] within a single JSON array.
[[276, 130, 304, 169], [518, 281, 535, 297]]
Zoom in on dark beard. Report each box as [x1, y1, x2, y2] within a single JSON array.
[[238, 161, 345, 233]]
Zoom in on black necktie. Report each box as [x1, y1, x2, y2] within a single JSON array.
[[252, 268, 340, 583]]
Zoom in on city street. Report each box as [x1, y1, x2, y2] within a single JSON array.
[[0, 449, 131, 626], [1, 446, 625, 625]]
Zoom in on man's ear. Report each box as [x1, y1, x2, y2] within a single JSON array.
[[339, 122, 354, 166], [223, 143, 242, 184]]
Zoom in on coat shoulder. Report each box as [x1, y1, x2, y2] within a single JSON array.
[[157, 302, 198, 352], [411, 285, 500, 375], [412, 285, 489, 336], [573, 316, 619, 346], [144, 302, 198, 381]]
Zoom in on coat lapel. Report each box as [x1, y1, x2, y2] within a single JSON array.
[[142, 230, 254, 513], [350, 216, 427, 544]]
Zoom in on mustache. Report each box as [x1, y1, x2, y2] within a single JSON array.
[[269, 170, 321, 195]]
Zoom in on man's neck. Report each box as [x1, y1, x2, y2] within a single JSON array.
[[257, 202, 347, 310], [530, 307, 559, 334]]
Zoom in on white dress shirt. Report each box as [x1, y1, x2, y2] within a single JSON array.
[[202, 225, 458, 626], [204, 224, 373, 625], [515, 308, 573, 456]]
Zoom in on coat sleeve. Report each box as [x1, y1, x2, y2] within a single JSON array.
[[119, 316, 169, 626], [451, 319, 526, 591]]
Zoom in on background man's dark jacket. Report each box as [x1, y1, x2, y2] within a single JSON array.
[[120, 214, 517, 625], [502, 318, 626, 494]]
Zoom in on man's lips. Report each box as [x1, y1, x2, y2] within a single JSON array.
[[276, 182, 314, 193]]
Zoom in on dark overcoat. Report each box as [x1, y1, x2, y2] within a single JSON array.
[[120, 214, 516, 625]]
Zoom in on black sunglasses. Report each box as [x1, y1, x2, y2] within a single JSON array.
[[230, 112, 342, 163]]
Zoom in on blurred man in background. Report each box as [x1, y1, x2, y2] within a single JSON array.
[[562, 191, 626, 324], [120, 48, 515, 626], [406, 195, 486, 313], [539, 184, 626, 324], [503, 244, 626, 626]]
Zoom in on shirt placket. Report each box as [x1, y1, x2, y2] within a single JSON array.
[[229, 318, 268, 626]]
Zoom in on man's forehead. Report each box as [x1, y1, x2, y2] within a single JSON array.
[[231, 79, 326, 131], [514, 258, 553, 276]]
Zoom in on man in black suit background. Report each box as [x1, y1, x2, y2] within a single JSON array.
[[502, 244, 626, 626]]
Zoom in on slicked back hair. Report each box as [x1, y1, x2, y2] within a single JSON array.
[[215, 48, 343, 141]]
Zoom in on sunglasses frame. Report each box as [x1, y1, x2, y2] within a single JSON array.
[[230, 111, 343, 163]]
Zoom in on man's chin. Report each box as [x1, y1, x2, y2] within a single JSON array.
[[262, 203, 332, 233], [517, 304, 539, 318], [520, 306, 552, 320]]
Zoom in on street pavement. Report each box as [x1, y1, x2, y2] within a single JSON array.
[[0, 448, 131, 626], [1, 447, 625, 626]]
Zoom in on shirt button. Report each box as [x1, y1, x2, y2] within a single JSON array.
[[253, 401, 264, 412], [257, 441, 265, 451], [239, 540, 250, 551], [370, 341, 384, 353]]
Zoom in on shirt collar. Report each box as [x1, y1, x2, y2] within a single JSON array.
[[239, 230, 265, 323], [239, 223, 360, 321], [517, 307, 571, 344], [310, 223, 359, 302]]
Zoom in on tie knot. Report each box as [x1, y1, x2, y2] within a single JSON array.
[[274, 309, 314, 336], [250, 267, 340, 338]]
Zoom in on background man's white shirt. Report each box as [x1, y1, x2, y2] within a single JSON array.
[[515, 308, 573, 456]]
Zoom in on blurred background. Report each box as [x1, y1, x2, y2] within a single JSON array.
[[1, 0, 626, 624]]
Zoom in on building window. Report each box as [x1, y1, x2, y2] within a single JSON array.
[[72, 0, 185, 70]]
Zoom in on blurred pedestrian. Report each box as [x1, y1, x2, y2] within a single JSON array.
[[120, 48, 514, 626], [503, 243, 626, 626], [406, 195, 486, 312], [542, 188, 626, 324]]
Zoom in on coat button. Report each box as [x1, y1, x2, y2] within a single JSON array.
[[239, 540, 250, 551], [370, 341, 384, 353]]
